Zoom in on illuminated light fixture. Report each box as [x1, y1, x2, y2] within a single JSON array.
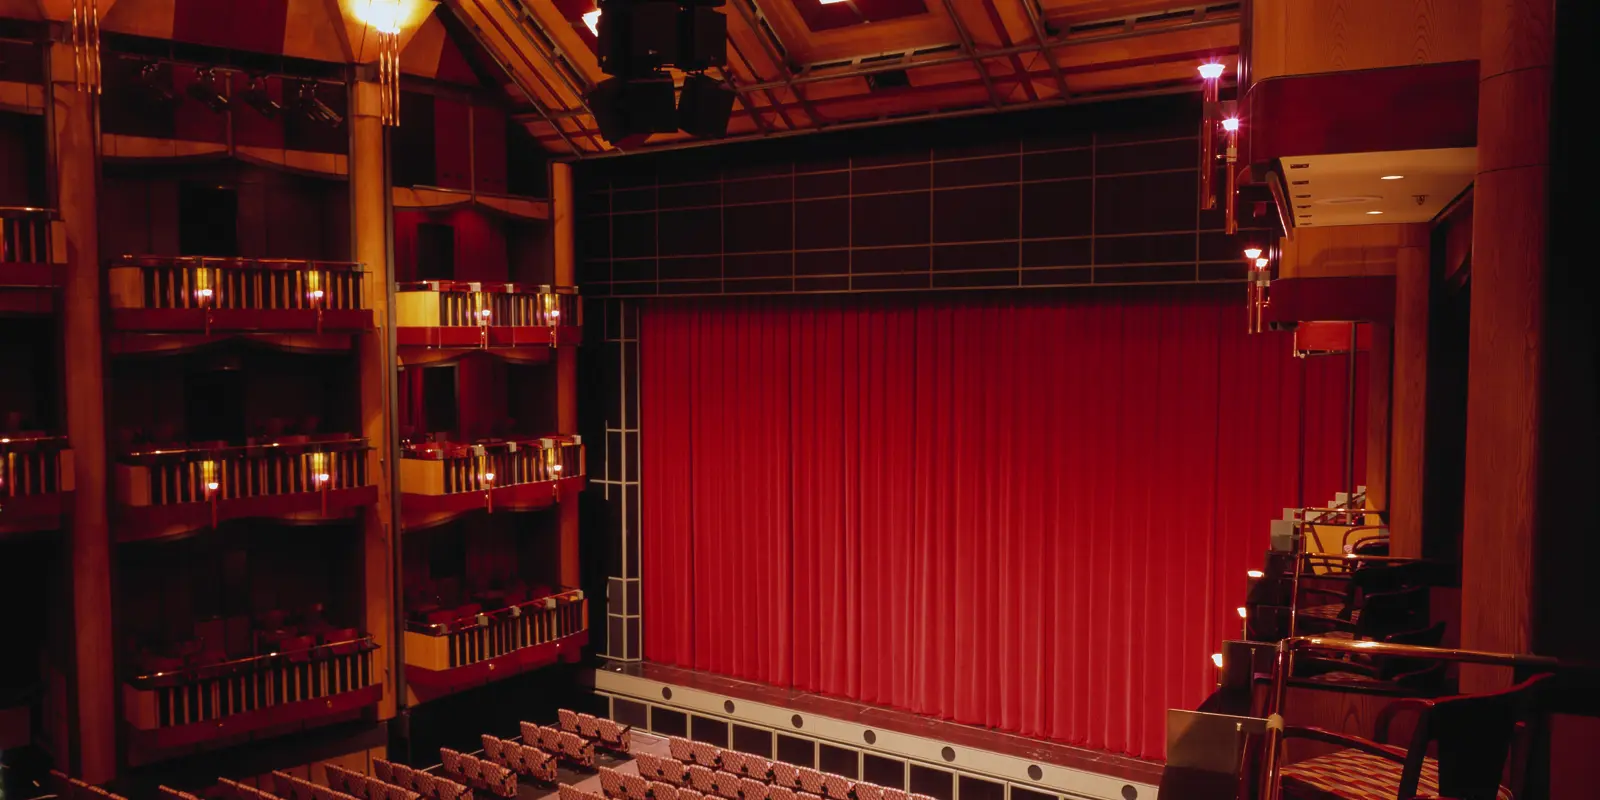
[[552, 463, 563, 472], [311, 289, 325, 299], [316, 473, 330, 483], [1237, 606, 1248, 619], [1247, 570, 1264, 579], [197, 288, 214, 298], [1221, 116, 1240, 132], [1366, 210, 1384, 215], [1380, 175, 1404, 180], [550, 309, 561, 318], [206, 481, 220, 491], [582, 9, 601, 35], [1211, 653, 1224, 668], [819, 0, 849, 4], [1197, 63, 1225, 80], [1255, 257, 1270, 269], [483, 472, 496, 483], [1243, 247, 1263, 260], [480, 308, 493, 318], [359, 0, 404, 34]]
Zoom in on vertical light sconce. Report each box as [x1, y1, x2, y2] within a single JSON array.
[[363, 0, 404, 126], [71, 0, 103, 94]]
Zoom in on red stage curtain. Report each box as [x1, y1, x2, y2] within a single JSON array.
[[640, 287, 1365, 760]]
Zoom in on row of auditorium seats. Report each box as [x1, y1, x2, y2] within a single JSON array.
[[646, 738, 932, 800], [326, 763, 423, 800], [523, 720, 599, 768], [216, 778, 285, 800], [480, 733, 561, 782], [557, 708, 633, 752], [47, 772, 129, 800], [271, 769, 364, 800], [374, 758, 474, 800], [439, 748, 517, 798]]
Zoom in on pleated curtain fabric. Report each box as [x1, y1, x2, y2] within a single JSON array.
[[640, 287, 1366, 760]]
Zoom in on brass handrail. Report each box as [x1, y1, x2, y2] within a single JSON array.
[[406, 588, 585, 635], [128, 634, 379, 687], [1286, 552, 1446, 640], [1259, 636, 1558, 800], [119, 437, 370, 463]]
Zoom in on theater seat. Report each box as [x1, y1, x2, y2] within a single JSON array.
[[691, 742, 723, 770], [740, 778, 768, 800], [852, 785, 882, 800], [820, 776, 852, 800], [687, 765, 717, 794], [559, 709, 582, 734], [795, 770, 825, 795], [599, 768, 626, 799], [651, 784, 679, 800], [669, 736, 694, 762], [712, 772, 742, 800], [770, 764, 800, 790], [622, 773, 653, 800]]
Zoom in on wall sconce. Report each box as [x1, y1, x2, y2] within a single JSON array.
[[1196, 62, 1239, 230], [360, 0, 405, 125]]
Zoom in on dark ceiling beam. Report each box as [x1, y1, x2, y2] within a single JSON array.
[[1017, 0, 1069, 98], [729, 0, 826, 126], [440, 0, 589, 155], [933, 0, 1004, 107]]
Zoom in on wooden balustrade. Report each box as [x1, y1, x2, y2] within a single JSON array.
[[406, 591, 586, 672], [0, 207, 53, 264], [109, 257, 366, 311], [395, 282, 581, 348], [124, 637, 378, 731], [401, 438, 582, 495], [1, 437, 73, 498], [117, 440, 369, 507]]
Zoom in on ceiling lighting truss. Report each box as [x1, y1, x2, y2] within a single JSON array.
[[931, 0, 1002, 107], [731, 0, 825, 127]]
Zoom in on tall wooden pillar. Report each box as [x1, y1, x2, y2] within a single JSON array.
[[351, 80, 397, 720], [1459, 0, 1553, 681], [1385, 231, 1430, 559], [552, 162, 580, 588], [49, 41, 116, 783]]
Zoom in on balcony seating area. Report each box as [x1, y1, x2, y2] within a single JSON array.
[[0, 433, 73, 531], [113, 436, 373, 539], [123, 612, 379, 743], [394, 281, 581, 350], [405, 585, 586, 674], [399, 436, 583, 522], [46, 772, 131, 800], [107, 256, 371, 334], [374, 759, 474, 800], [326, 763, 424, 800], [439, 748, 519, 798], [0, 207, 59, 287], [558, 708, 632, 751]]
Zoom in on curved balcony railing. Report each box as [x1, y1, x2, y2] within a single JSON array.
[[400, 437, 582, 495], [406, 589, 586, 671], [1, 435, 72, 498], [124, 634, 379, 731], [395, 282, 580, 348], [0, 207, 53, 265], [110, 256, 367, 311], [117, 438, 370, 506]]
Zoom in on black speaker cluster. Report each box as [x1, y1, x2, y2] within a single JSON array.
[[586, 0, 737, 144]]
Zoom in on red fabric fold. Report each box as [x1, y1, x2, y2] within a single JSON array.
[[639, 287, 1364, 760]]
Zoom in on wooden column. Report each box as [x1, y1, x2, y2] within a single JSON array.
[[1385, 230, 1430, 559], [1459, 0, 1553, 684], [351, 80, 396, 719], [50, 41, 116, 783], [552, 162, 580, 588]]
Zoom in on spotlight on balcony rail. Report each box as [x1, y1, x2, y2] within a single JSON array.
[[187, 67, 231, 113], [1247, 569, 1264, 579], [550, 309, 561, 318], [206, 481, 220, 491], [1221, 116, 1240, 132], [482, 472, 496, 483], [294, 81, 343, 127], [310, 289, 325, 299], [1243, 247, 1263, 260], [316, 473, 330, 483], [479, 308, 492, 319], [197, 288, 214, 299], [138, 61, 178, 105], [552, 464, 563, 472], [1197, 63, 1225, 81], [1236, 606, 1247, 619], [239, 75, 281, 118]]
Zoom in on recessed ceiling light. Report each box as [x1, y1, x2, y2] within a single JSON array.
[[1366, 210, 1384, 215], [1380, 175, 1404, 180]]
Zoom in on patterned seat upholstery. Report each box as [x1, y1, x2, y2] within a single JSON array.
[[676, 790, 703, 800], [796, 770, 825, 795], [799, 793, 825, 800], [599, 718, 634, 751], [1280, 748, 1512, 800], [522, 722, 543, 747], [560, 785, 588, 800], [669, 737, 695, 762], [600, 768, 626, 799], [687, 766, 718, 794], [742, 758, 772, 781], [691, 742, 723, 770], [484, 764, 518, 798], [719, 752, 746, 777], [485, 736, 509, 763], [578, 713, 604, 739], [767, 787, 797, 800], [820, 776, 852, 800], [441, 750, 464, 775], [770, 764, 800, 790], [882, 790, 908, 800], [559, 709, 583, 734], [652, 783, 679, 800], [562, 731, 597, 768], [712, 772, 742, 800], [852, 785, 883, 800], [312, 785, 336, 800], [539, 726, 565, 754], [740, 778, 769, 800], [623, 773, 653, 800], [374, 761, 395, 784], [532, 746, 562, 782], [910, 793, 938, 800]]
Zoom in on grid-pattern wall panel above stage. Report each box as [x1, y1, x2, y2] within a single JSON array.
[[582, 299, 643, 661], [574, 95, 1265, 298]]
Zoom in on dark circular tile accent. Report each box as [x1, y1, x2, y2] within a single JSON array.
[[1027, 766, 1043, 781], [791, 714, 804, 729], [724, 700, 736, 713], [863, 730, 877, 745], [1120, 785, 1137, 800], [940, 747, 955, 762], [662, 687, 673, 700]]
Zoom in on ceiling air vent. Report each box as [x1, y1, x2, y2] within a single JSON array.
[[867, 69, 912, 91]]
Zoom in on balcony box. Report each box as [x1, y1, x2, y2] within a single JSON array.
[[0, 207, 63, 289], [108, 256, 373, 334], [122, 634, 381, 760], [395, 282, 581, 350], [1, 436, 74, 535], [405, 589, 586, 700], [114, 438, 376, 542], [399, 436, 584, 526]]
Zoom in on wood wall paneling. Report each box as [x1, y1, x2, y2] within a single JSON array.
[[1387, 233, 1430, 558], [1249, 0, 1480, 84]]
